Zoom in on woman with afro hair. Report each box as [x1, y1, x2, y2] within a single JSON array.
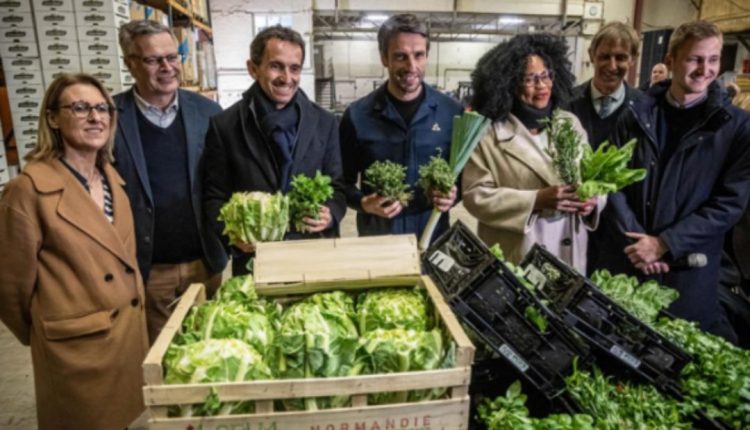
[[462, 34, 605, 273]]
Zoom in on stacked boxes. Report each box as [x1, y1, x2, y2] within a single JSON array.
[[1, 0, 41, 164], [0, 121, 9, 192], [33, 0, 81, 86], [173, 26, 197, 85], [74, 0, 133, 93]]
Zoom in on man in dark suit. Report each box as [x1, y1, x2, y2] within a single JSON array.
[[113, 20, 227, 343], [202, 25, 346, 275], [569, 21, 643, 149]]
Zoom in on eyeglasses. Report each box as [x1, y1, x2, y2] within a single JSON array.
[[130, 53, 181, 67], [522, 70, 554, 87], [59, 101, 113, 119]]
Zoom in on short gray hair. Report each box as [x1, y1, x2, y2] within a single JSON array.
[[119, 20, 177, 58]]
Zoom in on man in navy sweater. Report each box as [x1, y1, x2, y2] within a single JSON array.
[[113, 20, 226, 343]]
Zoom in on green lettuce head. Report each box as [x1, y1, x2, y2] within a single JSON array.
[[357, 288, 433, 334]]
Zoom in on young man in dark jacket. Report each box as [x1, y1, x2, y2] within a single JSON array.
[[594, 20, 750, 342], [340, 14, 463, 240], [202, 25, 346, 275]]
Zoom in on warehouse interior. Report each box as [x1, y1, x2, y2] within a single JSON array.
[[1, 0, 750, 428]]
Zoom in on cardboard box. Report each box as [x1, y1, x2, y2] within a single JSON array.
[[40, 52, 80, 69], [128, 0, 144, 20], [6, 83, 44, 102], [80, 53, 126, 71], [73, 0, 128, 14], [8, 96, 42, 113], [78, 38, 121, 55], [6, 68, 43, 86], [1, 27, 36, 43], [74, 10, 129, 28], [173, 26, 197, 84], [39, 38, 80, 56], [0, 0, 32, 13], [42, 68, 73, 86], [76, 24, 117, 44], [0, 12, 34, 29], [32, 0, 74, 11], [38, 24, 77, 40], [0, 41, 39, 58], [3, 57, 40, 72], [142, 235, 474, 430], [34, 9, 75, 26]]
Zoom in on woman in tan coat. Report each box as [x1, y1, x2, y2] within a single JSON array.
[[463, 34, 604, 273], [0, 74, 149, 429]]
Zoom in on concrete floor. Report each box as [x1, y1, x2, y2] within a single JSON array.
[[0, 205, 477, 429]]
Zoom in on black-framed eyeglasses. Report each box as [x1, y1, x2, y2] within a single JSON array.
[[59, 101, 113, 119], [130, 53, 181, 67], [522, 70, 554, 87]]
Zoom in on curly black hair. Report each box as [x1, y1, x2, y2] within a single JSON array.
[[471, 33, 575, 121]]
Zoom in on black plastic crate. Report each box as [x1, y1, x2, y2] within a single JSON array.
[[424, 222, 592, 399], [520, 244, 692, 387]]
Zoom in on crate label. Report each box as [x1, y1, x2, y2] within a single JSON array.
[[609, 344, 641, 369], [499, 343, 529, 372], [523, 264, 547, 290], [428, 250, 455, 273], [183, 415, 433, 429]]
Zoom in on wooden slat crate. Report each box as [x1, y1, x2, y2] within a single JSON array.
[[142, 235, 475, 430]]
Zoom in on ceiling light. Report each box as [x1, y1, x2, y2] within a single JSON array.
[[498, 16, 525, 25]]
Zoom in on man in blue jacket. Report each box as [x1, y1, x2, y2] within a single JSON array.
[[340, 14, 463, 239], [595, 20, 750, 341], [114, 20, 226, 343]]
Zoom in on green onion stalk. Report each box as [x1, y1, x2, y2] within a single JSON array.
[[418, 111, 490, 251]]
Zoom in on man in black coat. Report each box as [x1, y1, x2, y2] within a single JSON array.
[[114, 20, 227, 343], [595, 21, 750, 341], [202, 25, 346, 275], [569, 21, 644, 149]]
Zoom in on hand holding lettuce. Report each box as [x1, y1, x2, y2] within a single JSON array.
[[288, 171, 334, 233], [218, 191, 289, 247]]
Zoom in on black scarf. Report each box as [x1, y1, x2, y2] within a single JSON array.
[[251, 83, 300, 190], [511, 99, 553, 131]]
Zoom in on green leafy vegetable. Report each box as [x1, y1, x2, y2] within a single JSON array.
[[655, 317, 750, 429], [591, 269, 679, 324], [364, 160, 412, 206], [478, 381, 595, 430], [565, 366, 695, 430], [218, 191, 289, 245], [524, 305, 548, 333], [356, 328, 451, 404], [276, 291, 360, 410], [419, 111, 491, 250], [177, 301, 280, 360], [417, 153, 454, 196], [288, 171, 334, 232], [357, 287, 432, 334], [214, 275, 257, 305], [163, 339, 273, 416], [542, 108, 582, 186], [577, 140, 647, 200]]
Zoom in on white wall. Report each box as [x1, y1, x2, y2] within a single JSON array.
[[211, 0, 315, 108]]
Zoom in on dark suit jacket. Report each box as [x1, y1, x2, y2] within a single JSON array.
[[202, 85, 346, 274], [568, 80, 644, 148], [113, 89, 227, 281]]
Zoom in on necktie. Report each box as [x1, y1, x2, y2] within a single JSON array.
[[599, 96, 613, 118]]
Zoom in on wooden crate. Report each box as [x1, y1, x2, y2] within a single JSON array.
[[142, 235, 475, 430]]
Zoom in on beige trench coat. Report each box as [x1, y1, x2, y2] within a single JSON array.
[[0, 160, 149, 430], [462, 112, 604, 273]]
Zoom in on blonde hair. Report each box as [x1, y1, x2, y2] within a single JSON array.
[[27, 73, 117, 164], [668, 20, 723, 58], [589, 21, 640, 58]]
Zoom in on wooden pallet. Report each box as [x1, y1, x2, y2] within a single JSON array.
[[142, 237, 475, 429]]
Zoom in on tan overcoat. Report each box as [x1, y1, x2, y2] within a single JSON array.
[[0, 159, 149, 430], [462, 112, 604, 273]]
